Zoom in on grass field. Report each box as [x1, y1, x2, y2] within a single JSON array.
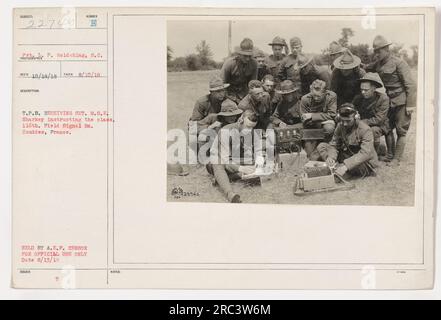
[[167, 70, 416, 206]]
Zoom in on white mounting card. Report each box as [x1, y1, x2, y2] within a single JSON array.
[[12, 6, 436, 289]]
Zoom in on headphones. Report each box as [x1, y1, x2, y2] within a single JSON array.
[[335, 110, 360, 123]]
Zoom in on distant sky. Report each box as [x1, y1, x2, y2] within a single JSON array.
[[167, 17, 419, 61]]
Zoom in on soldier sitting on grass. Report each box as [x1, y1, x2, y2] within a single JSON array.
[[207, 110, 262, 203]]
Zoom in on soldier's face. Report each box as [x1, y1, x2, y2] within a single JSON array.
[[360, 82, 376, 99], [221, 115, 239, 124], [340, 69, 353, 77], [374, 47, 389, 61], [250, 88, 266, 103], [291, 45, 302, 56], [239, 54, 252, 64], [256, 57, 265, 67], [342, 117, 355, 128], [272, 45, 283, 58], [311, 88, 325, 103], [211, 89, 226, 101], [262, 81, 274, 93], [330, 52, 343, 62], [284, 92, 296, 103]]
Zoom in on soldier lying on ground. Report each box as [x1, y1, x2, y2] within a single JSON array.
[[317, 104, 379, 178], [207, 110, 261, 203]]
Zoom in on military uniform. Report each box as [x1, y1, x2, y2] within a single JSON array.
[[266, 54, 286, 80], [238, 93, 273, 130], [317, 120, 379, 176], [331, 67, 366, 106], [221, 56, 258, 103], [352, 91, 390, 150], [190, 94, 223, 121], [208, 122, 261, 203], [366, 54, 416, 137], [299, 90, 337, 159], [299, 90, 337, 124], [270, 100, 301, 126], [277, 55, 302, 90], [268, 91, 282, 114], [196, 113, 219, 132]]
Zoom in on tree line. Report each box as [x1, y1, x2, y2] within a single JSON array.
[[167, 40, 222, 72], [167, 28, 418, 72]]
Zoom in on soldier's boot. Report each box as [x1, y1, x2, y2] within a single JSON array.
[[374, 140, 380, 155], [212, 165, 241, 203], [227, 192, 242, 203], [316, 143, 330, 162], [390, 136, 406, 167], [379, 132, 395, 162], [376, 143, 387, 157], [304, 141, 318, 160]]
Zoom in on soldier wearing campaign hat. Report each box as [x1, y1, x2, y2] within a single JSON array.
[[328, 41, 347, 70], [316, 103, 379, 177], [352, 72, 390, 156], [277, 36, 304, 88], [271, 80, 301, 127], [266, 36, 288, 80], [330, 49, 366, 106], [366, 35, 416, 165], [196, 99, 243, 134], [189, 75, 230, 121], [221, 38, 258, 103]]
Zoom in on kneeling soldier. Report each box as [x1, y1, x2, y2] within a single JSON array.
[[270, 80, 301, 127], [317, 104, 379, 177], [352, 72, 390, 155], [299, 79, 337, 159]]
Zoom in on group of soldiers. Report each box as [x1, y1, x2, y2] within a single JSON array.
[[187, 35, 416, 203]]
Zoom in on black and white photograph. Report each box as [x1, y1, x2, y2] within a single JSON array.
[[167, 17, 419, 205]]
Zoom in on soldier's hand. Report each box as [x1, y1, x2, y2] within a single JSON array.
[[406, 107, 415, 116], [239, 166, 255, 176], [335, 164, 348, 176], [326, 158, 336, 168], [208, 121, 222, 129], [301, 113, 312, 122]]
